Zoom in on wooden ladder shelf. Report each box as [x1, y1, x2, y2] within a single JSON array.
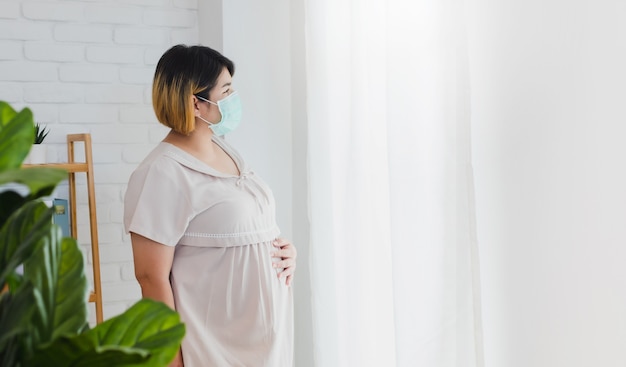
[[25, 133, 103, 324]]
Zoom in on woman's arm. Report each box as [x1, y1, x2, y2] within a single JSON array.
[[130, 232, 183, 367], [130, 232, 176, 307]]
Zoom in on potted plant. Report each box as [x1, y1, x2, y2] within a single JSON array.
[[24, 123, 49, 164], [0, 100, 185, 367]]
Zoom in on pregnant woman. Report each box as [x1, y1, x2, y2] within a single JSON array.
[[124, 44, 296, 367]]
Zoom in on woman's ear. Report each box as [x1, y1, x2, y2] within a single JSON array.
[[191, 95, 201, 115]]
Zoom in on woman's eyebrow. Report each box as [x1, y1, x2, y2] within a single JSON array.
[[222, 82, 232, 88]]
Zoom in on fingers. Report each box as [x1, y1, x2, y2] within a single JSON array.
[[272, 238, 285, 248], [272, 237, 293, 249], [271, 238, 297, 286], [276, 262, 296, 280], [277, 265, 295, 286], [272, 256, 296, 285], [272, 257, 295, 270], [271, 238, 297, 260], [271, 246, 296, 260]]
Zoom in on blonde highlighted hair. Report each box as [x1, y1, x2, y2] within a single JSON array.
[[152, 45, 235, 134]]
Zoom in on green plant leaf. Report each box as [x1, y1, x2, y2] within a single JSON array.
[[31, 299, 185, 367], [0, 101, 17, 127], [0, 200, 88, 352], [0, 340, 20, 367], [85, 298, 185, 366], [0, 201, 51, 289], [24, 235, 89, 347], [54, 237, 90, 337], [0, 103, 35, 170], [5, 271, 24, 291], [0, 282, 37, 365], [34, 123, 50, 144], [0, 167, 67, 200], [0, 190, 26, 231], [29, 337, 149, 367]]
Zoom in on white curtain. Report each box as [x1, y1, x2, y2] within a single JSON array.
[[304, 1, 484, 366]]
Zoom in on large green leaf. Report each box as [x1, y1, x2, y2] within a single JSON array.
[[0, 101, 17, 127], [23, 234, 89, 347], [31, 299, 185, 367], [29, 336, 149, 367], [0, 283, 37, 347], [0, 282, 38, 367], [0, 167, 67, 199], [85, 298, 185, 366], [0, 102, 35, 170], [0, 201, 51, 288], [1, 200, 88, 352], [0, 190, 26, 232], [54, 238, 89, 336]]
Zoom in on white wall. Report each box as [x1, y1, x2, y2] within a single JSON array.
[[289, 0, 315, 365], [0, 0, 199, 323], [468, 1, 626, 366]]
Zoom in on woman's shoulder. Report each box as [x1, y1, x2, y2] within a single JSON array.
[[129, 143, 186, 182]]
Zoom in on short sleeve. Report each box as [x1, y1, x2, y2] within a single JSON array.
[[124, 160, 194, 247]]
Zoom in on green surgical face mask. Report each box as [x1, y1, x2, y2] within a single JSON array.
[[196, 92, 243, 136]]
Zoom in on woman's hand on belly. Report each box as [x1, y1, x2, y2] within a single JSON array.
[[271, 238, 297, 286]]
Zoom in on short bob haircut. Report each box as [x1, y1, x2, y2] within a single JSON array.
[[152, 44, 235, 135]]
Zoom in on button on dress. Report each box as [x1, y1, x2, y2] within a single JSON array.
[[124, 135, 293, 367]]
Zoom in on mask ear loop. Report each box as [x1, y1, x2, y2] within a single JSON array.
[[197, 114, 215, 126], [197, 95, 218, 106], [194, 95, 218, 127]]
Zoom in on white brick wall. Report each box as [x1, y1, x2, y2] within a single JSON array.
[[0, 40, 23, 60], [0, 0, 199, 324], [0, 2, 21, 19], [85, 5, 142, 25], [25, 42, 85, 62], [23, 2, 85, 22], [86, 46, 144, 64]]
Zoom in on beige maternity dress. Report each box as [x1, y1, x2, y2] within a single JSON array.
[[124, 135, 293, 367]]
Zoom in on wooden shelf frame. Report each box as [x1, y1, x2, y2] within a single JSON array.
[[24, 134, 103, 324]]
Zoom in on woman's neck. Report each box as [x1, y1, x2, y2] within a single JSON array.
[[163, 124, 219, 159]]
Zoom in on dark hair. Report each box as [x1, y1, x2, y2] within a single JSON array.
[[152, 44, 235, 134]]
